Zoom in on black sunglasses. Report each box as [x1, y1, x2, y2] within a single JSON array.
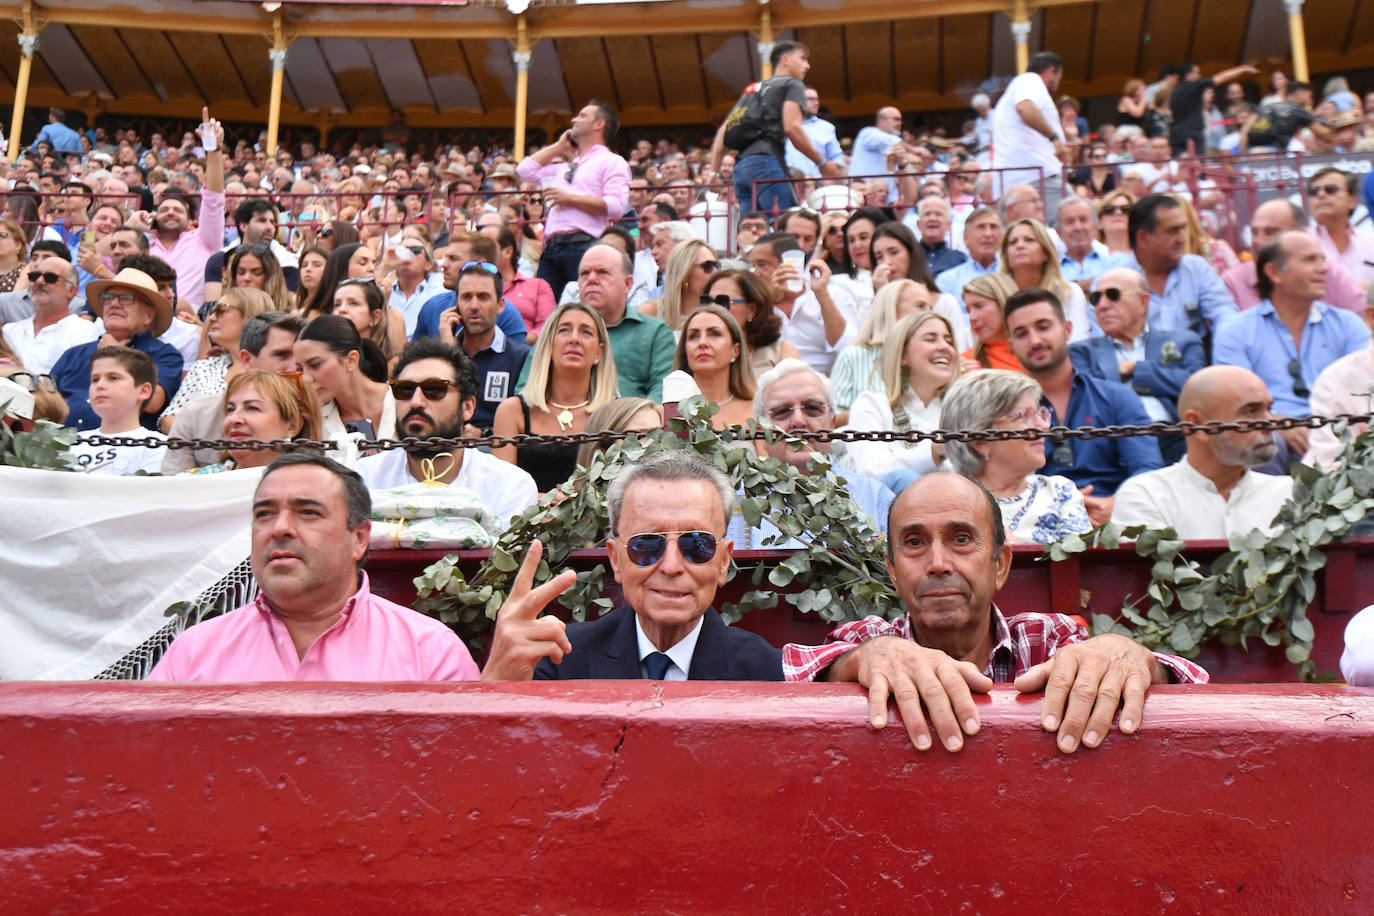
[[623, 531, 719, 567], [1088, 287, 1127, 306], [700, 293, 748, 308], [1100, 204, 1129, 215], [389, 378, 459, 400], [317, 227, 333, 238], [26, 270, 68, 285], [4, 371, 58, 393], [1308, 183, 1344, 197], [1288, 359, 1310, 399], [696, 260, 720, 273]]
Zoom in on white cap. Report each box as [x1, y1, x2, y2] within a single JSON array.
[[0, 377, 35, 420]]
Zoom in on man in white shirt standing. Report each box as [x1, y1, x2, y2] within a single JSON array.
[[1111, 365, 1293, 540], [991, 51, 1074, 213], [2, 256, 97, 373], [355, 339, 537, 525]]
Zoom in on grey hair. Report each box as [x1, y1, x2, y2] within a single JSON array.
[[939, 370, 1043, 476], [753, 357, 835, 418], [648, 220, 697, 245], [606, 450, 735, 537], [971, 93, 991, 109], [1055, 195, 1096, 227], [997, 184, 1038, 219]]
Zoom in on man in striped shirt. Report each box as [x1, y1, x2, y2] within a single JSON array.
[[782, 471, 1208, 754]]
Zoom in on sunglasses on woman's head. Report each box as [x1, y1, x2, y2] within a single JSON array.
[[623, 531, 719, 567]]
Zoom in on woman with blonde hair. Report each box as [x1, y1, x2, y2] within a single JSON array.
[[842, 310, 961, 492], [492, 303, 619, 492], [1097, 190, 1137, 254], [644, 238, 718, 331], [574, 396, 662, 468], [962, 273, 1024, 372], [829, 279, 935, 414], [186, 369, 323, 474], [1170, 193, 1239, 274], [998, 218, 1093, 341], [672, 304, 757, 430], [159, 286, 277, 431], [0, 218, 28, 293]]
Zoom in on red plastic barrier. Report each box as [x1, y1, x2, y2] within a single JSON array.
[[3, 682, 1373, 913]]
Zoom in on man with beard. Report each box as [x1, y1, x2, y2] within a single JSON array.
[[355, 339, 537, 524], [442, 261, 529, 434], [1111, 366, 1293, 539], [1005, 287, 1163, 526]]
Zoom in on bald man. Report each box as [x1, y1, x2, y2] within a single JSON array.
[[1070, 267, 1206, 462], [1110, 366, 1294, 539], [849, 107, 913, 205], [1220, 199, 1365, 313]]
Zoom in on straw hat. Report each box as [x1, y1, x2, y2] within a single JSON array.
[[86, 268, 174, 337]]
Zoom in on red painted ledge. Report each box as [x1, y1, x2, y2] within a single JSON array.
[[3, 682, 1373, 913]]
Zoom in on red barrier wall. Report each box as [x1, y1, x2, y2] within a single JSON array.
[[4, 683, 1373, 913]]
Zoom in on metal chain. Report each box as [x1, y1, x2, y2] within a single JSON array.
[[74, 412, 1373, 452]]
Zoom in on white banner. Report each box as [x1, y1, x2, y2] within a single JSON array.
[[0, 466, 262, 679]]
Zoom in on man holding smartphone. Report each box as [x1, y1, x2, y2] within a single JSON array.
[[516, 101, 631, 297]]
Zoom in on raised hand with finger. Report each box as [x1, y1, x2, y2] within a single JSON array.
[[480, 539, 577, 681]]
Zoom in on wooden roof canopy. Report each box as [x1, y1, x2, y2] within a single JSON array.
[[0, 0, 1365, 136]]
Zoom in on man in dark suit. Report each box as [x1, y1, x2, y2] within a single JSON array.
[[1069, 266, 1205, 462], [481, 450, 782, 681]]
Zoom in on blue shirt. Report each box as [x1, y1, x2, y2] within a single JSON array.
[[935, 258, 999, 305], [413, 292, 528, 342], [1121, 252, 1238, 338], [1212, 299, 1372, 417], [785, 116, 844, 179], [32, 121, 82, 154], [52, 333, 185, 432], [1040, 371, 1164, 496], [1060, 249, 1130, 285], [460, 326, 530, 433], [920, 241, 968, 277]]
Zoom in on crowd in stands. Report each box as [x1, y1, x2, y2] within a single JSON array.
[[3, 49, 1374, 617]]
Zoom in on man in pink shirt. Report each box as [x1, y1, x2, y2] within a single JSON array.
[[517, 100, 631, 299], [1222, 198, 1365, 312], [146, 453, 479, 682], [146, 106, 226, 309]]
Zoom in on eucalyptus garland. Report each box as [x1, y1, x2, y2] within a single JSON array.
[[1053, 420, 1374, 679], [412, 397, 899, 642], [1, 403, 79, 471]]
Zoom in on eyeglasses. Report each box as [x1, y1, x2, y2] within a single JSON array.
[[388, 377, 459, 400], [233, 244, 271, 258], [338, 276, 377, 288], [997, 405, 1052, 427], [623, 530, 719, 567], [210, 302, 242, 317], [695, 260, 720, 274], [317, 227, 333, 239], [405, 245, 427, 256], [1288, 358, 1310, 399], [461, 260, 499, 275], [4, 371, 57, 393], [276, 370, 306, 395], [766, 400, 829, 423], [99, 292, 140, 306], [1308, 183, 1345, 197], [26, 270, 68, 285], [701, 293, 749, 308], [1088, 287, 1129, 306], [563, 162, 579, 183], [1100, 205, 1129, 215]]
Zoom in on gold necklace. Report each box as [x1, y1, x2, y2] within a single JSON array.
[[548, 397, 590, 430]]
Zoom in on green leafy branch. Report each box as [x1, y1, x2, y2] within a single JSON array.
[[1, 400, 78, 471], [1049, 419, 1374, 679], [413, 397, 897, 644]]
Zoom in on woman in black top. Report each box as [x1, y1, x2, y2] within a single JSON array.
[[491, 303, 619, 492]]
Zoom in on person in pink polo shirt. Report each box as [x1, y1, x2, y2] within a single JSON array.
[[145, 106, 226, 309], [146, 453, 480, 682]]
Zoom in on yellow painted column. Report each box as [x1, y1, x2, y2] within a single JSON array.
[[758, 7, 775, 80], [8, 21, 40, 162], [1286, 0, 1309, 82], [267, 13, 289, 157], [316, 109, 333, 150], [1012, 0, 1031, 74], [513, 15, 531, 160]]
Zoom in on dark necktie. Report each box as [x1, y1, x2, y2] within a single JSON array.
[[644, 651, 673, 680]]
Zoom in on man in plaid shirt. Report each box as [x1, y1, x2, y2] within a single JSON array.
[[782, 471, 1209, 754]]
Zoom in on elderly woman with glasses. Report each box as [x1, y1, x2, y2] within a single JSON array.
[[940, 369, 1091, 544]]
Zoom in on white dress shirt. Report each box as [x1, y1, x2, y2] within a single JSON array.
[[777, 284, 858, 375], [634, 613, 704, 681], [1110, 458, 1294, 541], [355, 446, 538, 525], [2, 313, 99, 374], [842, 387, 941, 479]]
